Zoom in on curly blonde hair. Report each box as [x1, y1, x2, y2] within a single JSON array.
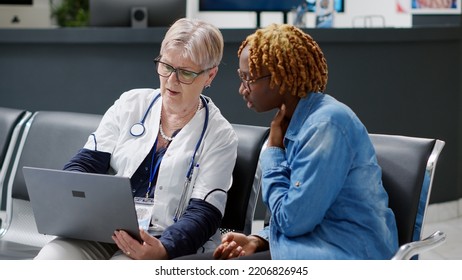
[[238, 23, 328, 98]]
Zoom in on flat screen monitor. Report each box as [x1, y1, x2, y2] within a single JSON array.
[[199, 0, 344, 13], [89, 0, 186, 28], [199, 0, 303, 12], [0, 0, 32, 4]]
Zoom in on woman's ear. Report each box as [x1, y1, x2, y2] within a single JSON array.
[[205, 66, 219, 86]]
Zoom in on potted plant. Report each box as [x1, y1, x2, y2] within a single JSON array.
[[50, 0, 89, 27]]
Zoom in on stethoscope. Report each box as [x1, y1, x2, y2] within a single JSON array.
[[130, 94, 159, 137], [130, 93, 209, 222]]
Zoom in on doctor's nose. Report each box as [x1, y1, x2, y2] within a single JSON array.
[[168, 71, 181, 85]]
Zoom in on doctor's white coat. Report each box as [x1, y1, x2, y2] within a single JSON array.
[[83, 88, 238, 250]]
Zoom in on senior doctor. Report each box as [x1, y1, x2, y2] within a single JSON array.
[[34, 18, 238, 260]]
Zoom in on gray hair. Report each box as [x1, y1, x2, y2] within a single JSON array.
[[160, 18, 223, 69]]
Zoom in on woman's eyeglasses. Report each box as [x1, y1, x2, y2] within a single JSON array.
[[237, 69, 271, 92], [154, 58, 212, 85]]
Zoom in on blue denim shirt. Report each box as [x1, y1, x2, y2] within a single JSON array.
[[258, 93, 398, 259]]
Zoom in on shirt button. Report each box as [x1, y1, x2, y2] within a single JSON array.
[[132, 189, 136, 193], [145, 167, 149, 171], [158, 186, 163, 190], [295, 181, 301, 187]]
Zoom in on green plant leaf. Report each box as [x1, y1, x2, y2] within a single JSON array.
[[50, 0, 89, 27]]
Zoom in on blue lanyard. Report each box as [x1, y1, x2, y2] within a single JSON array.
[[146, 137, 163, 198]]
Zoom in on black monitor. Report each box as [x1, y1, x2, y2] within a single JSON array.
[[89, 0, 186, 28], [0, 0, 32, 4], [199, 0, 305, 27], [199, 0, 344, 13], [199, 0, 303, 12]]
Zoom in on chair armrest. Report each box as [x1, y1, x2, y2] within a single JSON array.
[[391, 231, 446, 260]]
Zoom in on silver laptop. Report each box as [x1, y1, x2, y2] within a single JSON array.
[[23, 166, 141, 244]]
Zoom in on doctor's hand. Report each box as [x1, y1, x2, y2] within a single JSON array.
[[113, 229, 168, 260], [213, 232, 267, 259], [268, 104, 289, 148]]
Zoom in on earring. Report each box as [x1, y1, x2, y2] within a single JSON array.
[[205, 85, 211, 89]]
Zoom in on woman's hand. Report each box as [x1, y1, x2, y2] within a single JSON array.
[[268, 104, 289, 148], [113, 229, 168, 260], [213, 232, 267, 259]]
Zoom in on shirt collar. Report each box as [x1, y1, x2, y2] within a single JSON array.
[[285, 92, 324, 140]]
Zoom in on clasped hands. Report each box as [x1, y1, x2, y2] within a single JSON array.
[[213, 232, 268, 259]]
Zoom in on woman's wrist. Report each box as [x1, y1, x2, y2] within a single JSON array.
[[248, 235, 269, 252]]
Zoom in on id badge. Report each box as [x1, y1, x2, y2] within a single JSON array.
[[134, 197, 154, 231]]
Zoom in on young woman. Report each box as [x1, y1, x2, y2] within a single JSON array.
[[214, 23, 398, 260]]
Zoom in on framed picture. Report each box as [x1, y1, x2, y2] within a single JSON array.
[[315, 0, 334, 28], [411, 0, 461, 14]]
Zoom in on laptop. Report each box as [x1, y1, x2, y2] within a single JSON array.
[[23, 166, 141, 244]]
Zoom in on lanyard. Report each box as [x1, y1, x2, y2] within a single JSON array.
[[146, 137, 163, 198]]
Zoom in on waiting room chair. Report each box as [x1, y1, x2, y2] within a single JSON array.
[[369, 134, 446, 260], [220, 124, 269, 235], [0, 107, 32, 223], [0, 107, 31, 173], [0, 111, 102, 259], [0, 107, 32, 257]]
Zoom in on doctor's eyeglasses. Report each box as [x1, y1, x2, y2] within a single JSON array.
[[154, 58, 212, 85]]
